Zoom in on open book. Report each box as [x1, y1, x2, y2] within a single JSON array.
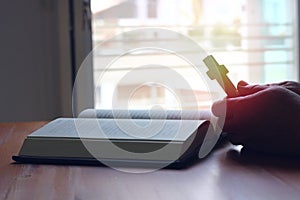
[[13, 109, 221, 169]]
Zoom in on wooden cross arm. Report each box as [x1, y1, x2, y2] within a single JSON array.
[[203, 55, 238, 97]]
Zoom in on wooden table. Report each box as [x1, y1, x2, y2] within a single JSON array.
[[1, 122, 300, 200]]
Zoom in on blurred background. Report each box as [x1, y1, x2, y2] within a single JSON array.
[[91, 0, 298, 111], [0, 0, 298, 121]]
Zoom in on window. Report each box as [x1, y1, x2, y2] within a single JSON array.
[[90, 0, 298, 110]]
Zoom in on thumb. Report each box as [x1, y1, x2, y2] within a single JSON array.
[[237, 81, 267, 96]]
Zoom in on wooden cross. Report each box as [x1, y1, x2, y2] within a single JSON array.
[[203, 55, 238, 97]]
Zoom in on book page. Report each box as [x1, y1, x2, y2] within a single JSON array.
[[28, 118, 207, 142], [79, 109, 211, 120]]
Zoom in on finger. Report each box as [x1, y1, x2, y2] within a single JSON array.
[[261, 81, 300, 96], [219, 97, 245, 131], [211, 100, 226, 117], [212, 98, 238, 132], [273, 81, 289, 86], [237, 80, 249, 87], [278, 81, 300, 96], [237, 82, 267, 96], [213, 91, 265, 132]]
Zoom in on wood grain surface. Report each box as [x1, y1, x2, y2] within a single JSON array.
[[1, 122, 300, 200]]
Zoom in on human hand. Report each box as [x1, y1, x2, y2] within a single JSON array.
[[212, 81, 300, 156], [237, 80, 300, 97]]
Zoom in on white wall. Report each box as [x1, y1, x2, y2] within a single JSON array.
[[0, 0, 73, 122]]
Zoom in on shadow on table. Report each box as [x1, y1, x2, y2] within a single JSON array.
[[225, 147, 300, 170]]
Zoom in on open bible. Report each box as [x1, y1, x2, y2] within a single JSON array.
[[13, 109, 222, 169]]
